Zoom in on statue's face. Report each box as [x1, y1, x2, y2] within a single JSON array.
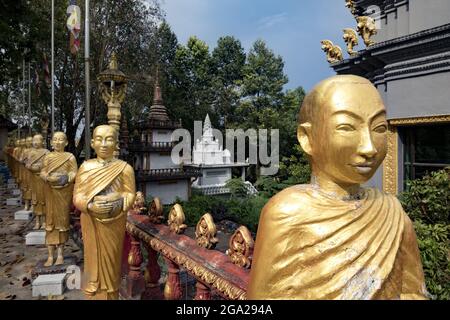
[[20, 139, 26, 147], [15, 140, 20, 147], [311, 83, 387, 185], [91, 125, 117, 160], [32, 135, 44, 149], [26, 137, 33, 148], [51, 132, 68, 152]]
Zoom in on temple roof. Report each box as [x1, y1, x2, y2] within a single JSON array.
[[148, 71, 170, 122]]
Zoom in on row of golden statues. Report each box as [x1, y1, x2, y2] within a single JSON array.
[[3, 72, 428, 300], [322, 0, 377, 63], [5, 125, 136, 300]]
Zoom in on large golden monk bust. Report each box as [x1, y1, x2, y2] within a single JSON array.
[[73, 125, 136, 300], [248, 75, 428, 300]]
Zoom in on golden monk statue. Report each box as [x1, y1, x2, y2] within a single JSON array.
[[25, 135, 49, 230], [73, 125, 136, 300], [19, 137, 33, 211], [11, 139, 22, 183], [40, 132, 78, 266], [248, 75, 428, 300]]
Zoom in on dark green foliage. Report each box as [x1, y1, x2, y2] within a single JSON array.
[[399, 168, 450, 300], [225, 178, 248, 198], [400, 168, 449, 224]]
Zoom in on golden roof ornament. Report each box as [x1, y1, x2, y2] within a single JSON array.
[[226, 226, 254, 269], [357, 16, 377, 47], [168, 204, 187, 234], [321, 40, 344, 64], [195, 213, 219, 249], [343, 28, 359, 56], [345, 0, 357, 16]]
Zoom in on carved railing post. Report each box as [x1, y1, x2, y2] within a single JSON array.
[[126, 235, 145, 297], [142, 243, 163, 300], [163, 258, 182, 300], [194, 281, 211, 300]]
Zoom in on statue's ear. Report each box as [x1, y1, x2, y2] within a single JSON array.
[[90, 139, 95, 150], [297, 123, 313, 156]]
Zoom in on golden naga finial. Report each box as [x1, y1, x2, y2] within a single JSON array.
[[356, 16, 377, 47], [195, 213, 219, 250], [321, 40, 344, 64], [148, 197, 164, 224], [128, 191, 146, 215], [226, 226, 254, 269], [168, 204, 187, 234], [345, 0, 357, 16], [343, 28, 359, 56], [109, 52, 118, 70]]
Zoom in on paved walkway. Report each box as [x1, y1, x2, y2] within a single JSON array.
[[0, 185, 83, 300]]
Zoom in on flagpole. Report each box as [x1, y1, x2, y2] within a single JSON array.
[[51, 0, 55, 135], [22, 59, 25, 136], [84, 0, 91, 159], [28, 61, 31, 135]]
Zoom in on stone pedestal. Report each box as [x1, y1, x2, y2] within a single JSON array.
[[32, 273, 67, 297], [26, 230, 46, 245], [7, 178, 15, 184], [7, 198, 21, 206], [12, 189, 21, 196], [32, 256, 79, 279], [14, 210, 32, 220], [7, 183, 18, 189]]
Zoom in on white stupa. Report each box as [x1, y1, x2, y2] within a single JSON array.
[[186, 114, 256, 196]]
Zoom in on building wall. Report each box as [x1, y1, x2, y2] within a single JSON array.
[[385, 72, 450, 120], [409, 0, 450, 34], [144, 180, 189, 204], [152, 129, 172, 143], [150, 153, 179, 170], [372, 0, 450, 43]]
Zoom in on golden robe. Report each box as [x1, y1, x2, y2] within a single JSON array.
[[247, 186, 428, 300], [20, 148, 32, 201], [14, 147, 23, 188], [73, 159, 135, 299], [27, 148, 49, 216], [40, 152, 78, 245]]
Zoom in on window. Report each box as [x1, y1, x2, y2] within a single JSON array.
[[403, 124, 450, 188]]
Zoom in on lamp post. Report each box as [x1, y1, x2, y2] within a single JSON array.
[[97, 53, 128, 132]]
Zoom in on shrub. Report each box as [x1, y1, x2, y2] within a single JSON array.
[[413, 221, 450, 300], [400, 168, 449, 224], [225, 178, 248, 198]]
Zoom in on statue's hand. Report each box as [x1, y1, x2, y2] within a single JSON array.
[[89, 200, 114, 217]]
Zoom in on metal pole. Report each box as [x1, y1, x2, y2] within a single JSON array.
[[28, 62, 31, 135], [22, 59, 25, 136], [51, 0, 55, 135], [84, 0, 91, 159]]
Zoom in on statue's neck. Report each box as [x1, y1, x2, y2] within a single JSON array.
[[311, 173, 362, 201]]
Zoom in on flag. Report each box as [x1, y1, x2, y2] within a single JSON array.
[[43, 53, 51, 88], [35, 68, 41, 97], [66, 1, 81, 55]]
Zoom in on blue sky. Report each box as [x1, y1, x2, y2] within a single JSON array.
[[161, 0, 357, 91]]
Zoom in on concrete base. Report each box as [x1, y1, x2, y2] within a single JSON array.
[[26, 230, 46, 245], [7, 178, 15, 184], [32, 273, 67, 297], [14, 210, 32, 220], [32, 256, 79, 279], [7, 183, 18, 189], [12, 189, 21, 196], [7, 198, 21, 206]]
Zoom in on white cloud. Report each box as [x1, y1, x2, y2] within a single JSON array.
[[257, 12, 288, 30]]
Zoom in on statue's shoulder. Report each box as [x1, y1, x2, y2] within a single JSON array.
[[78, 159, 98, 171], [261, 184, 316, 220]]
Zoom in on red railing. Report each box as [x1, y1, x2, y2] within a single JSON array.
[[120, 199, 254, 300]]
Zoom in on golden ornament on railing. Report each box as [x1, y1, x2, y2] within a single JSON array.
[[195, 213, 219, 250], [168, 204, 187, 234], [148, 197, 164, 224], [357, 16, 377, 47], [226, 226, 254, 269], [321, 40, 343, 64], [343, 28, 359, 56]]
